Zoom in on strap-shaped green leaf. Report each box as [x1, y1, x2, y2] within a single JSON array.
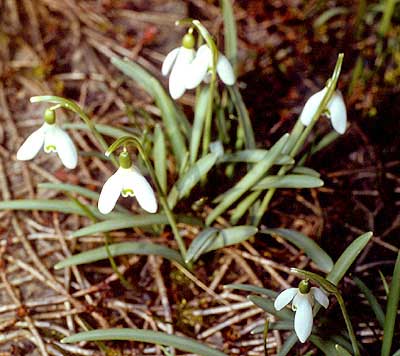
[[224, 283, 277, 298], [62, 329, 228, 356], [204, 226, 258, 253], [262, 228, 333, 272], [55, 242, 184, 269], [186, 228, 219, 263], [153, 124, 167, 194], [252, 174, 324, 190]]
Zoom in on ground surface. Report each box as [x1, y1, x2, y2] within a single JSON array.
[[0, 1, 399, 355]]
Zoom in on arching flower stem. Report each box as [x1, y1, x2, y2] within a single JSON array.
[[107, 136, 188, 262], [30, 95, 118, 167], [252, 54, 344, 226]]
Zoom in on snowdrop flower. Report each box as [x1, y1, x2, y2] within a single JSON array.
[[16, 109, 78, 169], [98, 151, 157, 214], [299, 88, 347, 134], [185, 44, 235, 90], [162, 32, 196, 99], [274, 280, 329, 343]]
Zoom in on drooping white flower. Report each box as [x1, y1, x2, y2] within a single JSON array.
[[185, 44, 235, 90], [17, 117, 78, 170], [98, 152, 157, 214], [299, 88, 347, 134], [274, 281, 329, 343], [162, 33, 196, 100]]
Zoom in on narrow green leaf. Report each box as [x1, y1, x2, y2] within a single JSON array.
[[392, 349, 400, 356], [219, 149, 294, 165], [262, 228, 333, 272], [55, 242, 184, 269], [291, 166, 321, 178], [186, 228, 219, 263], [72, 215, 199, 238], [313, 7, 349, 28], [252, 174, 324, 190], [230, 191, 261, 225], [153, 124, 167, 194], [251, 320, 293, 333], [168, 153, 218, 209], [248, 295, 293, 320], [206, 133, 289, 225], [190, 86, 209, 164], [277, 332, 298, 356], [38, 183, 100, 200], [381, 251, 400, 356], [327, 232, 373, 285], [0, 199, 126, 220], [61, 329, 228, 356], [353, 277, 385, 328], [228, 86, 256, 149], [220, 0, 237, 69], [310, 335, 352, 356], [111, 57, 188, 166], [224, 284, 277, 298], [63, 122, 139, 139], [204, 226, 258, 253]]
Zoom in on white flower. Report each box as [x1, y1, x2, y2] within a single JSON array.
[[16, 122, 78, 169], [98, 166, 157, 214], [299, 89, 347, 134], [274, 284, 329, 343], [185, 44, 235, 90], [162, 44, 195, 99]]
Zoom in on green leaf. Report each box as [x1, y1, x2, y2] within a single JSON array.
[[277, 332, 298, 356], [248, 295, 293, 320], [71, 215, 199, 238], [185, 228, 219, 263], [353, 276, 385, 328], [381, 251, 400, 356], [230, 191, 261, 225], [38, 183, 100, 200], [168, 153, 218, 209], [111, 57, 188, 167], [313, 7, 349, 28], [262, 228, 333, 272], [252, 174, 324, 190], [206, 133, 289, 225], [228, 86, 256, 149], [219, 149, 294, 165], [327, 232, 373, 285], [291, 166, 321, 178], [223, 283, 277, 298], [251, 320, 293, 333], [204, 226, 258, 253], [220, 0, 237, 69], [190, 86, 209, 164], [310, 335, 352, 356], [55, 242, 184, 269], [61, 329, 228, 356], [0, 199, 126, 220], [153, 124, 167, 194], [63, 122, 139, 139]]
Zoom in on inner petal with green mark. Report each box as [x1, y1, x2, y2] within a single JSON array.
[[44, 145, 57, 153], [121, 188, 134, 197]]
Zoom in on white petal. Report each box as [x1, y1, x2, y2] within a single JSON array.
[[123, 168, 157, 213], [274, 288, 298, 310], [185, 44, 212, 90], [293, 294, 314, 343], [216, 53, 235, 85], [311, 287, 329, 309], [169, 47, 195, 99], [299, 88, 327, 126], [16, 125, 45, 161], [162, 47, 180, 76], [98, 168, 125, 214], [45, 125, 78, 169], [327, 90, 347, 134]]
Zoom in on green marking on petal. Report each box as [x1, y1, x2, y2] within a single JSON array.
[[44, 145, 57, 153], [121, 188, 134, 197]]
